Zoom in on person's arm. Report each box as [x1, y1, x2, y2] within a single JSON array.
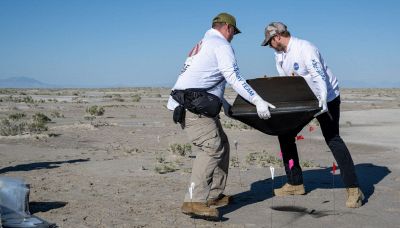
[[221, 97, 232, 117], [215, 45, 275, 119], [304, 47, 328, 114]]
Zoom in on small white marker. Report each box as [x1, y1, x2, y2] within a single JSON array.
[[189, 182, 195, 199], [270, 166, 275, 180]]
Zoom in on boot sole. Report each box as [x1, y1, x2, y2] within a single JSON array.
[[207, 198, 232, 207], [182, 211, 220, 220], [274, 190, 306, 197]]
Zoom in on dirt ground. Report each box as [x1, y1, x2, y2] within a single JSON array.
[[0, 87, 399, 228]]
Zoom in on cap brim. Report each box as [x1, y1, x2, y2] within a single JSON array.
[[261, 38, 270, 46], [234, 27, 241, 35]]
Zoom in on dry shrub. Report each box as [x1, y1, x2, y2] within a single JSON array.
[[131, 94, 141, 102], [0, 112, 50, 136], [50, 111, 64, 118], [86, 105, 105, 116], [246, 150, 281, 167], [222, 119, 252, 130], [168, 143, 192, 156], [154, 163, 179, 174]]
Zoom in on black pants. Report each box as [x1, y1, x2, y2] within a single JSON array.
[[278, 96, 359, 188]]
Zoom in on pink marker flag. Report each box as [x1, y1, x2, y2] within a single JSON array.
[[278, 151, 283, 159], [289, 159, 294, 170], [309, 126, 315, 132], [296, 135, 305, 140], [333, 162, 337, 174]]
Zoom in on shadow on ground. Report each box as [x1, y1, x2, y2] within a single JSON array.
[[0, 158, 90, 174], [30, 201, 68, 214], [220, 163, 390, 219]]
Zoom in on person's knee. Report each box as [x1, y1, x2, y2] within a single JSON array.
[[326, 135, 348, 152], [201, 135, 226, 158]]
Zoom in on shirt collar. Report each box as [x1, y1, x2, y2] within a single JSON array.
[[206, 28, 227, 41], [285, 36, 294, 53]]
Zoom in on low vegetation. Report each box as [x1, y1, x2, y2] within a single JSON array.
[[50, 111, 64, 118], [222, 119, 252, 130], [168, 143, 192, 157], [246, 150, 281, 167], [131, 94, 141, 102], [86, 105, 105, 116], [0, 112, 51, 136]]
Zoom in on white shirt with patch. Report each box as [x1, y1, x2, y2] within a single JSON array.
[[274, 36, 340, 102], [167, 28, 259, 110]]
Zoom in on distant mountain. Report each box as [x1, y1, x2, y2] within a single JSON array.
[[0, 77, 55, 88], [1, 76, 398, 89], [340, 80, 400, 88]]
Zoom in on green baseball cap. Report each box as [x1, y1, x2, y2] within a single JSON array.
[[212, 12, 241, 34]]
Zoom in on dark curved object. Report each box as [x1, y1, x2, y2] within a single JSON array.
[[230, 76, 320, 135]]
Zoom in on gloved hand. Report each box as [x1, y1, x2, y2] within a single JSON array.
[[252, 95, 276, 119], [222, 98, 232, 118], [314, 92, 328, 117], [319, 98, 328, 112]]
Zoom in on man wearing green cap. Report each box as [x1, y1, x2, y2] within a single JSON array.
[[167, 13, 275, 219]]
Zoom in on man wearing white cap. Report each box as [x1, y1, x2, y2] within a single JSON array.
[[261, 22, 364, 208], [167, 13, 275, 219]]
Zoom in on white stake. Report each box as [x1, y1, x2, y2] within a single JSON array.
[[189, 182, 196, 227], [270, 166, 275, 228], [189, 182, 195, 200], [270, 166, 275, 180]]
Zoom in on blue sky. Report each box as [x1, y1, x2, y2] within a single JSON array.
[[0, 0, 399, 88]]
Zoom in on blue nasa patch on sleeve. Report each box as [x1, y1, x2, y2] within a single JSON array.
[[293, 62, 299, 71]]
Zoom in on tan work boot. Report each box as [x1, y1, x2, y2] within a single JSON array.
[[181, 202, 219, 219], [207, 194, 232, 207], [346, 187, 364, 208], [274, 183, 305, 196]]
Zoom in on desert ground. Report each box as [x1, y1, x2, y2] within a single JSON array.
[[0, 87, 399, 228]]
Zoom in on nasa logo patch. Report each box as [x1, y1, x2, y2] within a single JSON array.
[[294, 62, 299, 71]]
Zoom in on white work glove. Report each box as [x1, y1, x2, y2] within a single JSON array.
[[314, 92, 328, 117], [222, 98, 232, 118], [252, 95, 276, 119]]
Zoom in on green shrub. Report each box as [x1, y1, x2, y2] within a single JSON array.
[[8, 113, 26, 121], [154, 163, 179, 174], [300, 160, 318, 168], [168, 143, 192, 156], [230, 155, 240, 168], [0, 95, 35, 103], [113, 98, 125, 102], [0, 119, 28, 136], [0, 113, 49, 136], [246, 150, 281, 167], [50, 111, 64, 118], [86, 105, 105, 116], [131, 94, 141, 102], [32, 113, 51, 123], [222, 119, 252, 130]]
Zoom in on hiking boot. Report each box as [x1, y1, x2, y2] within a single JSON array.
[[181, 202, 219, 219], [346, 187, 364, 208], [207, 194, 232, 207], [274, 183, 305, 196]]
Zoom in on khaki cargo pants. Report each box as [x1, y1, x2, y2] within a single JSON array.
[[183, 112, 230, 203]]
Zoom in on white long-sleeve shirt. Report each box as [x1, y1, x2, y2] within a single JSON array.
[[274, 36, 340, 102], [167, 28, 259, 110]]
